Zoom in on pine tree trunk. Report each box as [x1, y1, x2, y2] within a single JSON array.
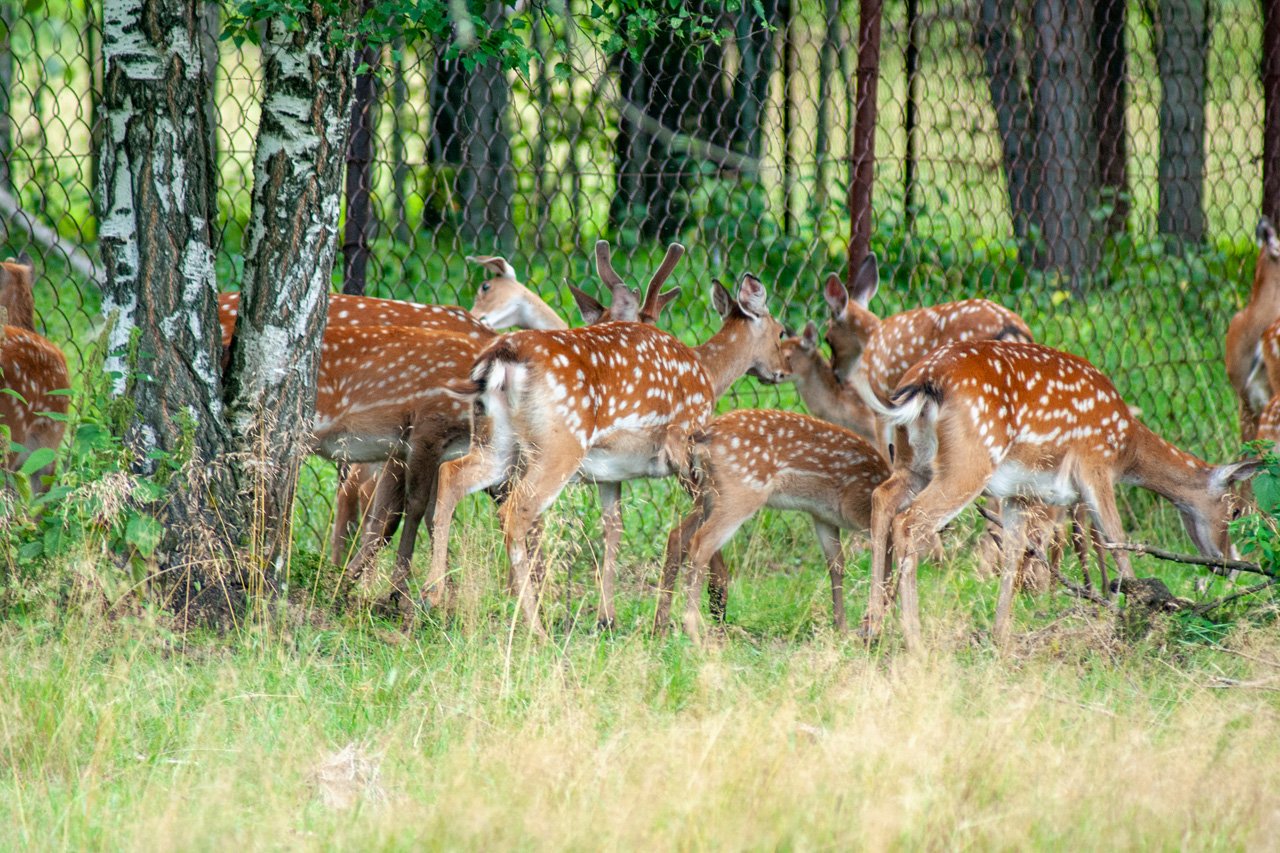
[[1093, 0, 1128, 235], [391, 38, 410, 243], [223, 12, 353, 583], [1261, 0, 1280, 223], [1029, 0, 1096, 284], [342, 42, 379, 296], [98, 0, 241, 617], [904, 0, 920, 229], [975, 0, 1035, 246], [812, 0, 841, 218], [1155, 0, 1207, 245]]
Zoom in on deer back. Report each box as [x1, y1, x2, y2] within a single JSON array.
[[312, 326, 480, 463], [218, 291, 492, 351], [1, 325, 70, 466]]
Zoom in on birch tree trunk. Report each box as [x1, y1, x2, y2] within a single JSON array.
[[98, 0, 241, 616], [223, 11, 353, 583]]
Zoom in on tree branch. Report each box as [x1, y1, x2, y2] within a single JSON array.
[[1103, 542, 1273, 578], [0, 187, 102, 285]]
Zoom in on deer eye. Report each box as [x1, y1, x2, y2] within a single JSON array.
[[480, 282, 490, 292]]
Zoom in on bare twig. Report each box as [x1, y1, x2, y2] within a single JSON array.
[[1051, 565, 1121, 612], [0, 187, 102, 284], [1103, 542, 1272, 578], [1191, 579, 1278, 616]]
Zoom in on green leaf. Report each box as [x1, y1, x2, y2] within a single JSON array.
[[1255, 471, 1280, 516], [125, 513, 163, 558], [18, 448, 56, 477]]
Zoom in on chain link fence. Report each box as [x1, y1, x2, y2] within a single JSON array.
[[0, 0, 1270, 561]]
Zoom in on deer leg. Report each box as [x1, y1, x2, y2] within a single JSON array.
[[1080, 471, 1133, 585], [680, 492, 761, 644], [863, 471, 913, 639], [993, 498, 1029, 646], [500, 449, 585, 639], [814, 519, 847, 632], [427, 446, 511, 610], [1069, 502, 1094, 589], [331, 463, 368, 568], [707, 551, 731, 625], [889, 469, 988, 652], [341, 461, 406, 590], [655, 506, 703, 635], [388, 439, 446, 618], [596, 481, 623, 631]]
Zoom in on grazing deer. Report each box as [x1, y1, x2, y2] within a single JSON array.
[[427, 273, 790, 636], [0, 256, 69, 491], [656, 409, 890, 641], [784, 322, 877, 441], [858, 340, 1258, 650], [1226, 218, 1280, 441]]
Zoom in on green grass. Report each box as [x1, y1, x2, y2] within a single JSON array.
[[1, 539, 1279, 849]]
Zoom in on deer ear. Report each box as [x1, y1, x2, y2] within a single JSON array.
[[801, 320, 819, 351], [850, 253, 879, 308], [466, 255, 517, 279], [1211, 458, 1264, 491], [823, 273, 847, 315], [736, 273, 768, 318], [710, 279, 734, 319], [16, 251, 31, 268], [569, 284, 606, 325]]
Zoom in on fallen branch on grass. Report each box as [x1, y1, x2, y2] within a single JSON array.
[[1191, 579, 1279, 616], [1103, 542, 1271, 578], [1050, 565, 1120, 613]]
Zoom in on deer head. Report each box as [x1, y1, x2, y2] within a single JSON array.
[[0, 253, 36, 332], [467, 255, 567, 331], [823, 253, 881, 380], [570, 240, 684, 326]]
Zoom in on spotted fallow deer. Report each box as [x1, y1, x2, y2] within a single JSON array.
[[656, 408, 890, 641], [466, 255, 569, 332], [783, 321, 877, 441], [0, 255, 69, 491], [1226, 219, 1280, 442], [427, 274, 790, 636], [857, 340, 1258, 651]]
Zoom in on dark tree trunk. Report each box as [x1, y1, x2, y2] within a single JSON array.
[[904, 0, 920, 229], [457, 5, 514, 252], [847, 0, 883, 282], [99, 0, 240, 615], [813, 0, 841, 218], [85, 0, 102, 208], [390, 38, 410, 242], [1154, 0, 1207, 245], [342, 42, 379, 296], [224, 11, 354, 582], [199, 0, 219, 246], [1262, 0, 1280, 223], [1093, 0, 1128, 235], [611, 4, 735, 239], [782, 1, 796, 235], [732, 0, 783, 160], [429, 49, 466, 164], [1029, 0, 1096, 282], [531, 13, 553, 247], [0, 0, 14, 197], [975, 0, 1035, 247]]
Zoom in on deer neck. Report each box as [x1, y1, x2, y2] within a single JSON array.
[[0, 267, 35, 331], [1122, 421, 1214, 508], [694, 319, 758, 399], [518, 291, 568, 330]]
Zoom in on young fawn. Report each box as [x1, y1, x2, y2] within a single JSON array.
[[427, 274, 790, 636], [1226, 218, 1280, 441], [860, 340, 1257, 651], [656, 408, 889, 641], [0, 256, 69, 492]]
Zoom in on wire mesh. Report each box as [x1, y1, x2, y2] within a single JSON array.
[[0, 0, 1269, 559]]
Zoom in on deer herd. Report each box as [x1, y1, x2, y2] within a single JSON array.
[[2, 218, 1277, 650]]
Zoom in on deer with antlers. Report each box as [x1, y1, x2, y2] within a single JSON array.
[[857, 340, 1257, 650], [1226, 219, 1280, 442], [0, 255, 69, 491], [656, 407, 890, 641], [426, 264, 789, 636]]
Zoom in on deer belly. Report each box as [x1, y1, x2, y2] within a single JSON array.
[[986, 460, 1078, 505], [316, 431, 409, 464], [579, 448, 669, 482]]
